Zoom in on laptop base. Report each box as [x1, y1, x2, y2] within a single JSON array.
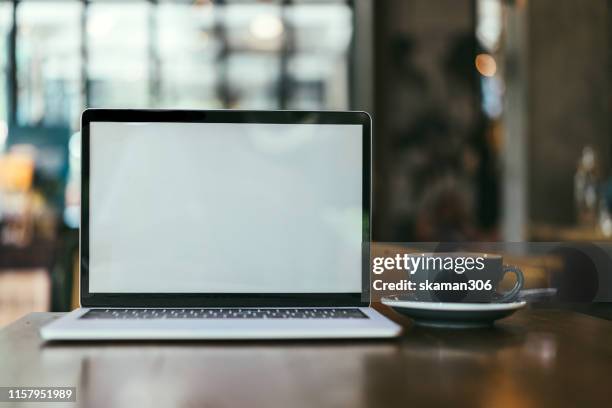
[[40, 307, 402, 341]]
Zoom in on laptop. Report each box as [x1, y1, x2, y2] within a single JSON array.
[[40, 109, 402, 340]]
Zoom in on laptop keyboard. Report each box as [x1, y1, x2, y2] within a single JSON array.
[[81, 308, 367, 320]]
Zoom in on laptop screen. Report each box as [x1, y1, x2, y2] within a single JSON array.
[[88, 121, 363, 293]]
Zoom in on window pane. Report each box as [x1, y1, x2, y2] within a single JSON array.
[[225, 2, 282, 109], [87, 1, 150, 108], [287, 3, 352, 110], [227, 53, 280, 109], [16, 0, 82, 129], [157, 1, 219, 109]]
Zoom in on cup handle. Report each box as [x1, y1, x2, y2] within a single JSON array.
[[497, 265, 524, 302]]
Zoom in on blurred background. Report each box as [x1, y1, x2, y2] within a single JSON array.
[[0, 0, 611, 325]]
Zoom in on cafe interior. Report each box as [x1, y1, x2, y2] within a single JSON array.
[[0, 0, 611, 326]]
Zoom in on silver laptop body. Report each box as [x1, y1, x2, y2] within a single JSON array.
[[40, 109, 401, 340]]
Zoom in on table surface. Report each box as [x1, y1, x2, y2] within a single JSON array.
[[1, 309, 612, 408]]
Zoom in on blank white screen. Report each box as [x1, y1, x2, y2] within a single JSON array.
[[89, 122, 363, 293]]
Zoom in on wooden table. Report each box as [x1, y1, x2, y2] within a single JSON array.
[[1, 309, 611, 408]]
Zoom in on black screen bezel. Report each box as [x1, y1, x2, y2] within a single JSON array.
[[80, 109, 371, 308]]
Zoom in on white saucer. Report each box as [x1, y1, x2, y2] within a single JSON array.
[[381, 297, 527, 328]]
